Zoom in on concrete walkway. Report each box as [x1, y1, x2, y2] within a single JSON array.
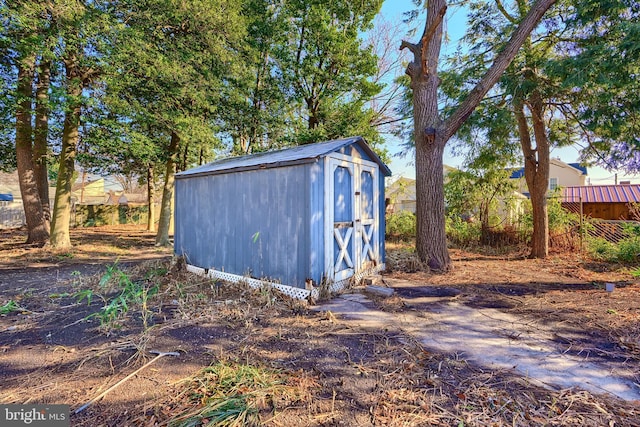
[[314, 287, 640, 401]]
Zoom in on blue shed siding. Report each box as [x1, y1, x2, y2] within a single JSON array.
[[175, 164, 313, 288], [308, 161, 325, 284], [378, 173, 386, 263]]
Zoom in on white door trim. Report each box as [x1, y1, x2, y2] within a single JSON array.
[[324, 155, 379, 283]]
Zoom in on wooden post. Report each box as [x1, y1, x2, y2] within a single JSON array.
[[579, 195, 584, 252]]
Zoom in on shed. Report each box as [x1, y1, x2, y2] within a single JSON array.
[[562, 184, 640, 220], [174, 136, 392, 299]]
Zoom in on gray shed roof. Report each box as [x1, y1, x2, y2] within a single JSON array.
[[175, 136, 392, 179]]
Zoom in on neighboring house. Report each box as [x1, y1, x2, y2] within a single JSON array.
[[510, 158, 588, 195], [562, 184, 640, 220], [385, 165, 457, 214], [174, 136, 391, 300], [72, 177, 106, 204], [386, 177, 416, 214], [497, 191, 529, 226]]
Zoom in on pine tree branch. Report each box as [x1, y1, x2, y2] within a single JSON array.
[[495, 0, 518, 24], [443, 0, 557, 141]]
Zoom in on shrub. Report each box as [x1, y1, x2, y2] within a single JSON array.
[[622, 222, 640, 237], [548, 196, 580, 233], [446, 217, 481, 247], [586, 237, 618, 261], [386, 211, 416, 241], [616, 236, 640, 262]]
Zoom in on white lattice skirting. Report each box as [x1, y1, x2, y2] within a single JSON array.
[[185, 263, 385, 301]]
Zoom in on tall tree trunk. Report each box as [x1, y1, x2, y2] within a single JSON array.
[[155, 131, 179, 246], [50, 59, 82, 249], [404, 0, 448, 270], [34, 60, 51, 227], [528, 92, 550, 257], [415, 132, 450, 270], [514, 96, 549, 258], [402, 0, 557, 271], [147, 164, 156, 231], [15, 59, 49, 246]]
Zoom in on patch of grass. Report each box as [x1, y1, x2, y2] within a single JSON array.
[[586, 238, 618, 261], [56, 252, 74, 260], [0, 300, 22, 315], [169, 361, 317, 427], [78, 263, 159, 331]]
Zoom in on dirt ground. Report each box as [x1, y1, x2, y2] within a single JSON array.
[[0, 225, 639, 426]]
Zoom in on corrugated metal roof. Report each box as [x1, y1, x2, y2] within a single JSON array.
[[562, 185, 640, 203], [176, 136, 392, 178]]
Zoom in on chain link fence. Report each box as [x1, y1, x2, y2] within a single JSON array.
[[0, 200, 26, 229]]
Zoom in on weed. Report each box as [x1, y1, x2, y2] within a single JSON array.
[[145, 266, 168, 279], [617, 237, 640, 262], [586, 238, 618, 261], [386, 211, 416, 241], [74, 289, 96, 306], [87, 263, 159, 331], [48, 292, 71, 299], [169, 361, 316, 427], [446, 217, 481, 247], [0, 300, 22, 315], [587, 235, 640, 263]]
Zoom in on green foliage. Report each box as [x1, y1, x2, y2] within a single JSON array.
[[75, 204, 151, 228], [170, 362, 308, 427], [79, 263, 159, 331], [586, 238, 619, 262], [622, 222, 640, 237], [445, 217, 481, 247], [616, 237, 640, 263], [386, 211, 416, 241], [547, 194, 580, 234], [551, 1, 640, 171], [275, 0, 384, 146], [444, 167, 516, 228], [0, 142, 16, 172], [519, 194, 580, 236], [586, 232, 640, 263], [443, 170, 479, 219], [0, 300, 21, 315], [74, 289, 95, 306]]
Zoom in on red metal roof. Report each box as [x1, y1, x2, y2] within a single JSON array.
[[562, 185, 640, 203]]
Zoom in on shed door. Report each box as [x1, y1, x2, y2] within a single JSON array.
[[329, 159, 356, 281], [357, 164, 378, 270], [326, 156, 379, 282]]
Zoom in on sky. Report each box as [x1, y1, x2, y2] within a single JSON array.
[[377, 0, 637, 185]]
